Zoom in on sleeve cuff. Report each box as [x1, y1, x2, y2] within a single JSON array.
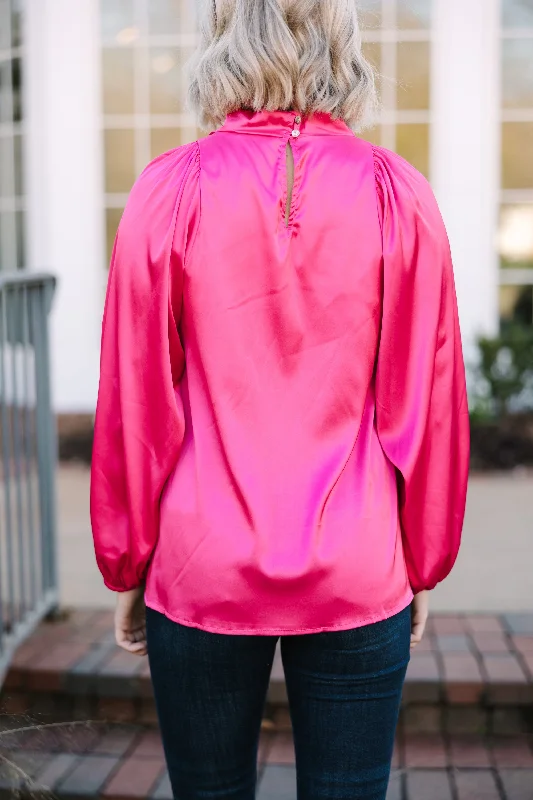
[[103, 576, 145, 593]]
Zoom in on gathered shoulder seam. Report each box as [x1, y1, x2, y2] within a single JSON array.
[[183, 141, 202, 271], [371, 145, 384, 238]]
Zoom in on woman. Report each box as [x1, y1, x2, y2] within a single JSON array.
[[90, 1, 470, 798]]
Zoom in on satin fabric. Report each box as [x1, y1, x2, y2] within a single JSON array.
[[90, 109, 470, 635]]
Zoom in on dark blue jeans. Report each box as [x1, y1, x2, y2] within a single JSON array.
[[146, 605, 411, 800]]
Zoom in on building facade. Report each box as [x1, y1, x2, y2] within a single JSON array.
[[1, 0, 532, 412]]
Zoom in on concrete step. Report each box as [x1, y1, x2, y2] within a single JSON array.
[[2, 609, 533, 737]]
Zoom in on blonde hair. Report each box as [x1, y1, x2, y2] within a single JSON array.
[[187, 0, 378, 132]]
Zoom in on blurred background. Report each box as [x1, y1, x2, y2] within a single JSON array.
[[0, 1, 532, 614], [0, 3, 532, 796]]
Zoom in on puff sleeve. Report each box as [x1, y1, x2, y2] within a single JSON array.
[[90, 143, 201, 591], [373, 146, 470, 594]]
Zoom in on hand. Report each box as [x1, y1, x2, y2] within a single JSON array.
[[115, 586, 147, 656], [410, 591, 429, 649]]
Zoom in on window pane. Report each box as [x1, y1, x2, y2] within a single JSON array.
[[398, 0, 433, 29], [149, 0, 198, 35], [150, 47, 184, 114], [500, 285, 533, 326], [12, 57, 21, 122], [151, 127, 196, 158], [499, 205, 533, 268], [0, 0, 10, 49], [362, 41, 381, 71], [362, 41, 382, 97], [13, 132, 22, 196], [0, 136, 13, 197], [359, 126, 381, 146], [11, 0, 22, 48], [101, 0, 137, 43], [102, 48, 135, 114], [502, 0, 533, 28], [503, 39, 533, 108], [397, 42, 430, 110], [502, 123, 533, 189], [15, 209, 24, 269], [396, 123, 430, 177], [357, 0, 382, 29], [106, 208, 124, 265], [379, 43, 396, 110], [0, 61, 12, 124], [0, 211, 16, 270], [104, 129, 136, 193]]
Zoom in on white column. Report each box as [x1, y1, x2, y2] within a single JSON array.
[[431, 0, 501, 358], [25, 0, 105, 413]]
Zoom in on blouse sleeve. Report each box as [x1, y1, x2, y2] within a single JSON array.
[[373, 146, 470, 595], [90, 143, 201, 592]]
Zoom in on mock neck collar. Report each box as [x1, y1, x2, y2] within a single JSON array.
[[219, 109, 353, 137]]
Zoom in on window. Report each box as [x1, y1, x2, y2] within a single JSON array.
[[101, 0, 434, 262], [101, 0, 202, 265], [359, 0, 432, 179], [0, 0, 25, 271], [500, 0, 533, 326]]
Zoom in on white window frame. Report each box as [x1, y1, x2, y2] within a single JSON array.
[[0, 0, 25, 271], [362, 0, 433, 158], [500, 19, 533, 305], [101, 0, 199, 218]]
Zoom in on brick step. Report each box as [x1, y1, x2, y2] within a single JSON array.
[[3, 610, 533, 737], [0, 721, 532, 799]]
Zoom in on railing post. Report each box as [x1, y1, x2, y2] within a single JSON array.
[[0, 271, 58, 684], [32, 281, 59, 595]]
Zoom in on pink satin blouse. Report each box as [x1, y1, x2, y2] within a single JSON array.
[[90, 109, 470, 635]]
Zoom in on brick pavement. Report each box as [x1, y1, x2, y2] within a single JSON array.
[[4, 610, 533, 732], [2, 610, 533, 797], [0, 721, 532, 798]]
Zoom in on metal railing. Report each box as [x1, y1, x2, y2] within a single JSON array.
[[0, 272, 58, 683]]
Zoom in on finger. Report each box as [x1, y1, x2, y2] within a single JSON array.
[[116, 624, 145, 639], [411, 607, 428, 626], [123, 645, 147, 656], [125, 627, 144, 643], [116, 630, 147, 651], [410, 621, 426, 648], [116, 637, 147, 656], [412, 617, 426, 634]]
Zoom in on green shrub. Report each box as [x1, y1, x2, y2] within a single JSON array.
[[470, 326, 533, 419]]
